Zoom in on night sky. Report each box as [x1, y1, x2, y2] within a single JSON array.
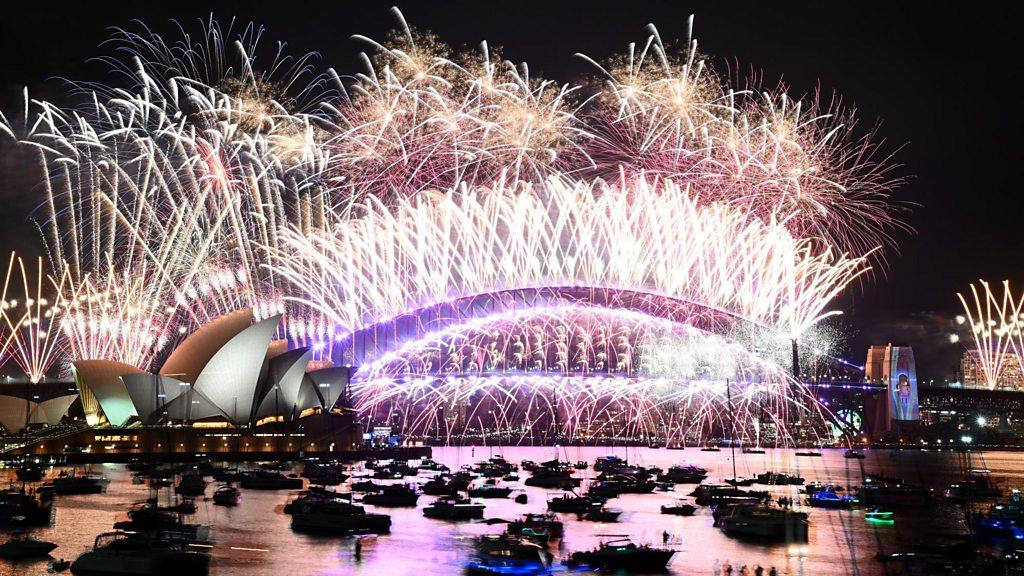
[[0, 1, 1021, 380]]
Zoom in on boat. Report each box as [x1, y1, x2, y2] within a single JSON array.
[[467, 534, 551, 576], [806, 490, 859, 509], [70, 531, 210, 575], [712, 501, 763, 522], [661, 500, 698, 516], [15, 463, 45, 482], [690, 484, 769, 506], [212, 485, 240, 506], [350, 479, 385, 492], [569, 537, 675, 571], [795, 450, 823, 457], [718, 505, 809, 541], [361, 484, 419, 507], [175, 474, 207, 497], [447, 472, 474, 491], [259, 461, 292, 472], [112, 502, 211, 543], [301, 461, 350, 483], [742, 447, 766, 454], [0, 534, 58, 559], [945, 469, 1002, 502], [547, 494, 602, 514], [524, 467, 580, 489], [0, 488, 54, 526], [587, 475, 656, 497], [597, 465, 657, 480], [506, 513, 563, 541], [40, 474, 108, 495], [418, 459, 449, 472], [210, 468, 244, 483], [467, 484, 513, 499], [475, 457, 518, 478], [290, 500, 391, 535], [422, 495, 485, 520], [239, 471, 303, 490], [724, 477, 756, 487], [864, 507, 895, 523], [580, 508, 621, 522], [857, 477, 933, 507], [593, 456, 626, 472], [573, 461, 589, 470], [283, 488, 351, 514], [804, 482, 844, 495], [844, 449, 866, 459], [420, 476, 458, 496], [755, 472, 805, 486], [657, 465, 707, 484], [305, 471, 349, 486], [700, 446, 721, 452]]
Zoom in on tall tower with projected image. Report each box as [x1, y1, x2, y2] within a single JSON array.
[[865, 344, 920, 432]]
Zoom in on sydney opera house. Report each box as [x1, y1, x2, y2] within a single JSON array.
[[1, 308, 363, 460]]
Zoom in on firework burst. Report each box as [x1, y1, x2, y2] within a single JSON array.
[[958, 280, 1024, 390], [1, 253, 67, 382], [0, 10, 905, 444]]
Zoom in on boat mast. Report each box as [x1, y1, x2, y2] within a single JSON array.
[[727, 378, 737, 481]]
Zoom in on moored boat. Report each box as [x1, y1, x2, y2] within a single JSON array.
[[212, 485, 240, 506], [661, 499, 698, 516], [580, 508, 621, 522], [40, 474, 108, 495], [239, 471, 303, 490], [175, 474, 207, 497], [423, 495, 485, 520], [569, 537, 675, 571], [467, 534, 551, 576], [755, 472, 805, 486], [718, 505, 809, 541], [290, 500, 391, 535], [657, 465, 707, 484], [0, 534, 58, 559], [547, 494, 602, 514], [467, 484, 513, 499], [806, 490, 859, 509], [858, 477, 932, 507], [15, 463, 45, 483], [864, 507, 895, 523], [0, 488, 54, 526], [506, 513, 563, 542], [70, 531, 210, 575], [361, 484, 419, 507]]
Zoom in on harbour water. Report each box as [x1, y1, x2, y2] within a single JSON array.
[[1, 446, 1009, 576]]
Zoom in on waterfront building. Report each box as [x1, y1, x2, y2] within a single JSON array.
[[961, 349, 1024, 391]]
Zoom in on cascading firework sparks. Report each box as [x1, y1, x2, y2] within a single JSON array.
[[0, 10, 906, 443], [351, 305, 827, 445], [958, 280, 1024, 390], [1, 253, 67, 383], [270, 177, 870, 340]]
